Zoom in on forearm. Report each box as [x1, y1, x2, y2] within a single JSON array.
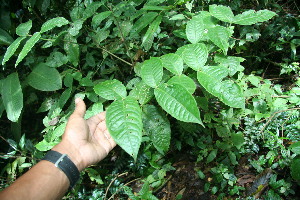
[[0, 161, 69, 200]]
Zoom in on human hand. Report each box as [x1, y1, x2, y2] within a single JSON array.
[[52, 98, 116, 171]]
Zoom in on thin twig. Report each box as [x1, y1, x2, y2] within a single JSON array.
[[104, 172, 128, 200], [98, 45, 133, 66], [108, 4, 134, 65], [258, 108, 300, 136], [107, 177, 141, 200]]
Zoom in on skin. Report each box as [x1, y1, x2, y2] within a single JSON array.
[[0, 98, 116, 200]]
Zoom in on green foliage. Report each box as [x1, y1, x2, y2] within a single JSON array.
[[0, 0, 299, 199]]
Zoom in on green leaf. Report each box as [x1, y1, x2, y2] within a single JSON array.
[[167, 75, 196, 94], [129, 80, 154, 105], [94, 79, 127, 100], [154, 84, 203, 125], [15, 32, 41, 66], [16, 20, 32, 36], [291, 157, 300, 181], [186, 17, 205, 44], [233, 10, 276, 25], [64, 34, 79, 66], [93, 29, 110, 44], [142, 15, 162, 51], [40, 17, 69, 33], [2, 37, 26, 65], [202, 65, 229, 81], [142, 5, 170, 10], [0, 28, 14, 45], [141, 57, 163, 88], [35, 140, 58, 151], [231, 132, 244, 149], [289, 142, 300, 154], [208, 26, 231, 54], [143, 105, 171, 154], [92, 11, 112, 28], [160, 53, 183, 75], [182, 43, 208, 71], [46, 51, 68, 68], [84, 102, 103, 119], [86, 168, 104, 185], [28, 63, 62, 91], [214, 55, 245, 76], [69, 20, 84, 36], [197, 71, 244, 108], [1, 73, 23, 122], [131, 12, 158, 34], [170, 14, 185, 20], [106, 97, 143, 160], [218, 80, 245, 108], [83, 2, 103, 20], [207, 149, 217, 163], [58, 87, 72, 108], [209, 5, 234, 23]]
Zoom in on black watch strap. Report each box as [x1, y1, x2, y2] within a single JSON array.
[[42, 150, 80, 190]]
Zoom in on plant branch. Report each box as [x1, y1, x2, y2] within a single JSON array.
[[258, 107, 300, 136], [104, 172, 129, 200]]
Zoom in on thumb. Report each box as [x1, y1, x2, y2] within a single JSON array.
[[72, 98, 86, 118]]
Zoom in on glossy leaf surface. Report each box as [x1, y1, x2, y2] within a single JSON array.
[[154, 84, 203, 125], [94, 79, 127, 100], [106, 97, 142, 160], [141, 57, 163, 88], [1, 73, 23, 122], [28, 63, 62, 91], [143, 105, 171, 154], [15, 32, 41, 66]]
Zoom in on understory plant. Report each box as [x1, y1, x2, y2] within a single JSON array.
[[0, 0, 299, 199]]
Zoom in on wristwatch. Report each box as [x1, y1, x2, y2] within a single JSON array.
[[42, 150, 80, 190]]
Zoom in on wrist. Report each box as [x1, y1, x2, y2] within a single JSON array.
[[52, 140, 85, 171]]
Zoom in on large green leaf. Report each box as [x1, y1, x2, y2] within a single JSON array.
[[143, 105, 171, 154], [182, 43, 208, 71], [142, 15, 162, 51], [209, 5, 234, 23], [218, 80, 245, 108], [106, 97, 143, 160], [0, 28, 14, 45], [40, 17, 69, 33], [186, 17, 205, 44], [208, 26, 231, 54], [141, 57, 163, 88], [197, 71, 220, 96], [28, 63, 62, 91], [202, 65, 229, 81], [167, 75, 196, 94], [2, 37, 26, 65], [197, 71, 244, 108], [129, 80, 154, 105], [1, 73, 23, 122], [289, 142, 300, 154], [154, 84, 203, 125], [160, 53, 183, 75], [233, 10, 276, 25], [15, 32, 41, 67], [291, 157, 300, 181], [94, 79, 127, 100], [16, 20, 32, 36]]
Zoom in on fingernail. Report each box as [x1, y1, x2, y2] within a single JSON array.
[[75, 98, 81, 104]]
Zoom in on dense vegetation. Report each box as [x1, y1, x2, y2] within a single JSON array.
[[0, 0, 299, 199]]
